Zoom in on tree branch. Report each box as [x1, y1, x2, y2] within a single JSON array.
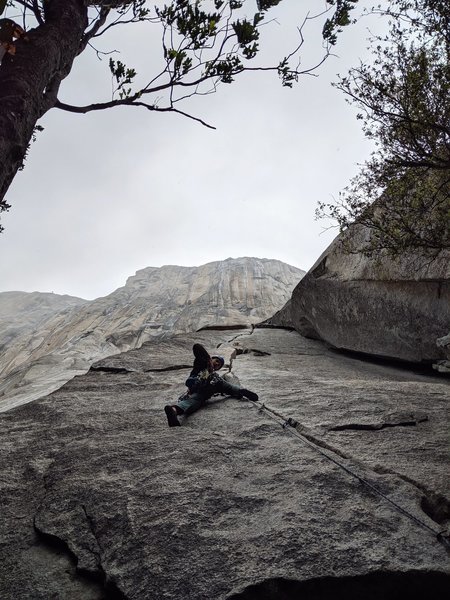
[[79, 7, 110, 55], [55, 97, 216, 129]]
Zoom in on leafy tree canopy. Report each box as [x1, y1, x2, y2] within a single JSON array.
[[317, 0, 450, 257]]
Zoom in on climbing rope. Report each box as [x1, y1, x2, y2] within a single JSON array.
[[246, 398, 450, 551]]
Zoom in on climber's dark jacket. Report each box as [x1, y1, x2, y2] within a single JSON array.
[[190, 343, 213, 377], [185, 343, 215, 395], [183, 344, 239, 402], [175, 343, 258, 417]]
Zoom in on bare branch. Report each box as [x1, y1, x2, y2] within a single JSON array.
[[87, 42, 119, 61], [55, 97, 216, 129], [79, 7, 110, 54]]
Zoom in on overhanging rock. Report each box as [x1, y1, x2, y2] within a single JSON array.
[[270, 227, 450, 363]]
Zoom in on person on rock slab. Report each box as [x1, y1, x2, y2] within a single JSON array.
[[164, 343, 258, 427]]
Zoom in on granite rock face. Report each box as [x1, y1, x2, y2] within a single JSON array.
[[0, 291, 87, 356], [434, 333, 450, 374], [0, 258, 304, 411], [0, 326, 448, 599], [270, 228, 450, 363]]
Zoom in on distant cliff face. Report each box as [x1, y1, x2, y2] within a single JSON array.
[[0, 291, 87, 347], [0, 258, 304, 411], [121, 257, 303, 333], [0, 291, 88, 374]]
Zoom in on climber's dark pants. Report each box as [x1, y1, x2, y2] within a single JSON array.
[[177, 380, 242, 415]]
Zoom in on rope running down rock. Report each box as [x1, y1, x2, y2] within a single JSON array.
[[246, 398, 450, 551]]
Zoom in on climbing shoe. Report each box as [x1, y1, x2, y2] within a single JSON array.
[[240, 389, 258, 402], [164, 405, 181, 427]]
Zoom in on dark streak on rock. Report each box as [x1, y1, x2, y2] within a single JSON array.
[[254, 323, 295, 331], [421, 493, 450, 526], [93, 364, 193, 374], [329, 347, 442, 375], [197, 324, 251, 332], [246, 349, 271, 357], [330, 415, 428, 432], [145, 364, 191, 372], [90, 366, 134, 374], [227, 571, 450, 599], [232, 348, 271, 357]]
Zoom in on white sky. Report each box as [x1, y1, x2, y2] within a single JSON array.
[[0, 1, 384, 300]]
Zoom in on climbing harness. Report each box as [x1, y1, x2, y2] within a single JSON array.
[[247, 398, 450, 551]]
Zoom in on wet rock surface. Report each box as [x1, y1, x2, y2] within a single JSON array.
[[0, 327, 448, 599]]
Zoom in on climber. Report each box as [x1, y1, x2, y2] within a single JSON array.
[[164, 343, 259, 427]]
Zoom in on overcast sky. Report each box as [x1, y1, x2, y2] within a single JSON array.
[[0, 0, 384, 300]]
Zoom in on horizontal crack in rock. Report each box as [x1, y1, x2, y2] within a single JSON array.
[[233, 348, 272, 357], [90, 366, 134, 374], [144, 364, 191, 372], [197, 324, 251, 332], [254, 323, 295, 331], [246, 348, 271, 357], [225, 327, 255, 345], [329, 414, 428, 432]]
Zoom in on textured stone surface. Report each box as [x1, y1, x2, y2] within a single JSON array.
[[0, 258, 303, 411], [270, 228, 450, 363], [0, 290, 87, 359], [434, 333, 450, 374], [0, 326, 448, 599]]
